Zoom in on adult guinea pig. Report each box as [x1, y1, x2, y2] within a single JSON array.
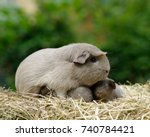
[[15, 43, 110, 98], [91, 79, 124, 102], [67, 86, 93, 102]]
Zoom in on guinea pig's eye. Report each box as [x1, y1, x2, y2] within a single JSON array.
[[90, 56, 97, 63]]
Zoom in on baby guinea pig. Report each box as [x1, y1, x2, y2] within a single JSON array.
[[38, 86, 93, 102], [91, 79, 124, 102], [15, 43, 110, 99], [67, 86, 93, 102]]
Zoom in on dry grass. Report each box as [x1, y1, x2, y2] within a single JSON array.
[[0, 82, 150, 120]]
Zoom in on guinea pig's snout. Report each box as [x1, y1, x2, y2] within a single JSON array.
[[105, 70, 109, 74], [104, 69, 110, 78], [103, 69, 109, 76], [98, 69, 110, 79]]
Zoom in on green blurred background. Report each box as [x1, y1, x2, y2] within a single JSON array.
[[0, 0, 150, 89]]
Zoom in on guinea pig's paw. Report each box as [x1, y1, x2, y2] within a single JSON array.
[[55, 90, 67, 100]]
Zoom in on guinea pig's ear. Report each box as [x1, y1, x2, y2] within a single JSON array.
[[108, 81, 116, 89], [73, 51, 90, 64], [99, 51, 107, 57]]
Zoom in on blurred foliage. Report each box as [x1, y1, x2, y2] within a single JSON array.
[[0, 1, 75, 88], [61, 0, 150, 83], [0, 0, 150, 89], [101, 0, 150, 83]]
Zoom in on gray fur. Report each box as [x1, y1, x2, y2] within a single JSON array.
[[68, 86, 93, 102], [15, 43, 110, 98]]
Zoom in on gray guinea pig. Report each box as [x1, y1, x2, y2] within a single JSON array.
[[91, 79, 124, 102], [15, 43, 110, 99], [67, 86, 93, 102]]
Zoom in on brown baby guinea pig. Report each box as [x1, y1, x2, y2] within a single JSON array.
[[91, 79, 124, 102]]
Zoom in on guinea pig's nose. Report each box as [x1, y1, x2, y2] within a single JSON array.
[[105, 70, 109, 74]]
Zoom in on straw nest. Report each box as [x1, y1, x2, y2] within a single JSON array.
[[0, 82, 150, 120]]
